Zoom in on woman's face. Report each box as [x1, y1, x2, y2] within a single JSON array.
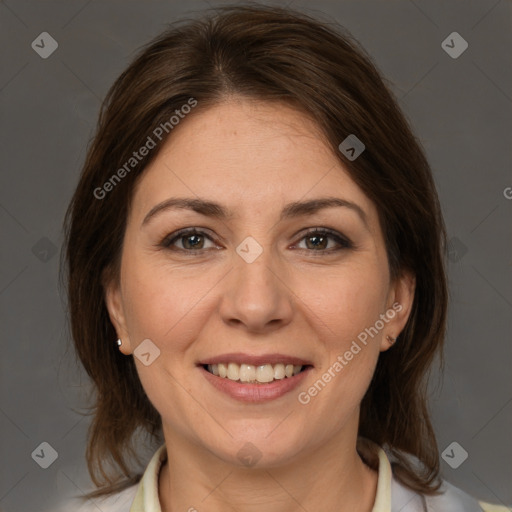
[[105, 99, 415, 467]]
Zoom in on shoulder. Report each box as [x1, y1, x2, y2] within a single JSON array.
[[424, 479, 486, 512], [56, 483, 139, 512], [391, 474, 509, 512], [55, 443, 166, 512]]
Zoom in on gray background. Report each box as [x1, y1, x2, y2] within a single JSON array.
[[1, 1, 511, 511]]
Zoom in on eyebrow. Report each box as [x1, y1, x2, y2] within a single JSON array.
[[142, 196, 369, 230]]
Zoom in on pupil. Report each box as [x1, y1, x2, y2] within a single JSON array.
[[308, 235, 326, 250], [185, 234, 202, 249]]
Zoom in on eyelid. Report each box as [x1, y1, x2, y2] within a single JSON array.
[[160, 227, 219, 250], [159, 226, 354, 253], [290, 227, 353, 251]]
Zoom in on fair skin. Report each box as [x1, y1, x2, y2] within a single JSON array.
[[105, 98, 415, 512]]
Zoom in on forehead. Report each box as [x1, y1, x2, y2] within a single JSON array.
[[131, 100, 377, 226]]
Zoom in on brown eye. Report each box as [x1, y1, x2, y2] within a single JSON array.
[[180, 233, 205, 250], [295, 228, 352, 252], [161, 229, 217, 252], [305, 233, 329, 250]]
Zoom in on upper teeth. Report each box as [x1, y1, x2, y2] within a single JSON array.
[[207, 363, 303, 383]]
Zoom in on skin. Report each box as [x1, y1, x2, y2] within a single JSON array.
[[104, 98, 415, 512]]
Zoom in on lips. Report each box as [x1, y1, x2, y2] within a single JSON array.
[[197, 353, 314, 403]]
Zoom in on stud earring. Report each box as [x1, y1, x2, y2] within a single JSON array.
[[386, 335, 397, 345], [116, 339, 122, 346]]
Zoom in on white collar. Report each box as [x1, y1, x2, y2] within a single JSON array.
[[129, 437, 394, 511]]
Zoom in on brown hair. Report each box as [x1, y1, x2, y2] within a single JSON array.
[[62, 2, 448, 501]]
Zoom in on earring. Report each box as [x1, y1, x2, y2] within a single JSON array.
[[116, 338, 122, 346], [386, 335, 397, 345]]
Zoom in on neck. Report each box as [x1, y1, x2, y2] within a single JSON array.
[[158, 427, 378, 512]]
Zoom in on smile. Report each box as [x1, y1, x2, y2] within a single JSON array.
[[205, 362, 307, 384], [198, 353, 313, 403]]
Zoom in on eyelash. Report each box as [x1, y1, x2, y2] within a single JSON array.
[[159, 227, 353, 256]]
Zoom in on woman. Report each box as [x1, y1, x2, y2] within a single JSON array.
[[62, 4, 507, 511]]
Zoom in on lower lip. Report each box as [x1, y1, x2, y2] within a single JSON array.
[[199, 365, 312, 403]]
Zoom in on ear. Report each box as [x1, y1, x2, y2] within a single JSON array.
[[380, 269, 416, 352], [102, 269, 133, 355]]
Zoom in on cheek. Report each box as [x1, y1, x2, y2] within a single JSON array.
[[119, 257, 210, 421], [302, 263, 386, 397], [120, 255, 181, 343], [304, 262, 388, 342], [120, 253, 223, 355]]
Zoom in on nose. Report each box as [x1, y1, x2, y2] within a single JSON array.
[[218, 242, 294, 333]]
